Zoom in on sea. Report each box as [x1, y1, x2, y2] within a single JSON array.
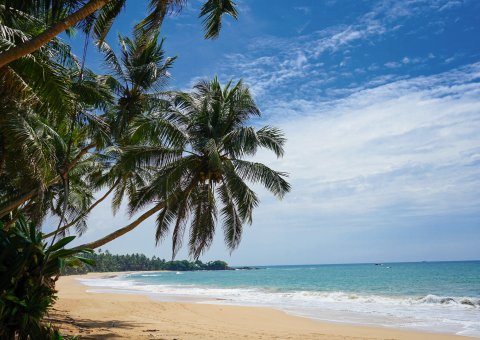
[[78, 261, 480, 337]]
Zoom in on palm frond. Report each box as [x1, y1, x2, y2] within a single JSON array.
[[222, 161, 258, 223], [92, 0, 127, 43], [221, 126, 259, 157], [188, 183, 217, 259], [135, 0, 187, 37], [199, 0, 238, 39], [129, 113, 187, 148], [232, 159, 290, 199], [154, 203, 176, 244], [121, 145, 183, 169], [96, 40, 127, 82], [217, 182, 242, 251], [256, 126, 286, 158], [128, 155, 197, 214]]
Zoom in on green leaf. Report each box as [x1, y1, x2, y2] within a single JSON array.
[[75, 256, 96, 266], [47, 236, 76, 253]]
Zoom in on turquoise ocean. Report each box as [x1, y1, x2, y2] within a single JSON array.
[[80, 261, 480, 336]]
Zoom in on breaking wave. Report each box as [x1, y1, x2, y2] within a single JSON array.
[[77, 276, 480, 336]]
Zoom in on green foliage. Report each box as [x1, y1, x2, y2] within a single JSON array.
[[0, 219, 93, 339], [200, 0, 238, 39], [0, 0, 288, 280], [0, 0, 239, 227], [0, 1, 285, 338], [63, 249, 230, 274], [0, 0, 239, 67], [124, 77, 291, 259]]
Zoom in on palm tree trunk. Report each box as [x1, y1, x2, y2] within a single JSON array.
[[0, 0, 110, 68], [42, 179, 120, 239], [73, 202, 165, 250], [0, 143, 95, 218]]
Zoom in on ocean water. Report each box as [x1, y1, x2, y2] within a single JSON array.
[[79, 261, 480, 337]]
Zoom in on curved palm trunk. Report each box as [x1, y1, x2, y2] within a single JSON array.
[[0, 143, 95, 219], [73, 202, 165, 250], [42, 179, 120, 239], [0, 0, 110, 68]]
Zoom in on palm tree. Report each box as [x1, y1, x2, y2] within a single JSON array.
[[0, 62, 112, 222], [0, 0, 238, 68], [0, 1, 116, 222], [0, 0, 238, 219], [76, 78, 290, 259], [43, 30, 176, 237], [99, 31, 176, 138]]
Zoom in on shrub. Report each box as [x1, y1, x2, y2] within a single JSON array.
[[0, 219, 93, 339]]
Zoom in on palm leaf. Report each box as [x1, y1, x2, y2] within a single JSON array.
[[232, 159, 290, 199], [135, 0, 187, 37], [217, 181, 242, 251], [199, 0, 238, 39]]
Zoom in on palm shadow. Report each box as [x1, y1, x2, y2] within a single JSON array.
[[46, 309, 150, 339]]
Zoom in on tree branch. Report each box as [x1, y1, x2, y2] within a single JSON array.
[[73, 202, 165, 250], [0, 0, 110, 68], [0, 143, 96, 218], [42, 178, 119, 239]]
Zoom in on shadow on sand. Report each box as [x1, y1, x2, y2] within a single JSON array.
[[46, 308, 160, 339]]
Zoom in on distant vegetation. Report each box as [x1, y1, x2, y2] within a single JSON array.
[[63, 249, 231, 274]]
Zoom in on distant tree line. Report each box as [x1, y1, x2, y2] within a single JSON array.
[[62, 249, 232, 274]]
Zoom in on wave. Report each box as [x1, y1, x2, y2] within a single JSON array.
[[78, 277, 479, 309], [417, 294, 480, 307], [77, 277, 480, 336]]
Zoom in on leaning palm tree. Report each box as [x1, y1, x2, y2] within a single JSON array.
[[0, 64, 112, 222], [77, 78, 290, 259], [0, 0, 238, 68], [0, 0, 238, 218]]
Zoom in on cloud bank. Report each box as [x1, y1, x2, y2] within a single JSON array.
[[256, 63, 480, 220]]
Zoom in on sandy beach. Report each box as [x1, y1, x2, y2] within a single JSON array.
[[50, 272, 476, 339]]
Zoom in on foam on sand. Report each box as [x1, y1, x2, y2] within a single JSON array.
[[77, 276, 480, 337]]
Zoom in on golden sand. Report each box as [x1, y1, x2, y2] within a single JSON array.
[[50, 273, 474, 339]]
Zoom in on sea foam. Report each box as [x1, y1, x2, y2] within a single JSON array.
[[77, 275, 480, 337]]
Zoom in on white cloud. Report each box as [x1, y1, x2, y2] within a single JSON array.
[[214, 1, 453, 102], [439, 0, 463, 11], [296, 20, 310, 34], [60, 0, 480, 263], [384, 55, 428, 69], [256, 63, 480, 218], [385, 61, 402, 68], [215, 0, 423, 99], [64, 64, 480, 264], [294, 6, 311, 15]]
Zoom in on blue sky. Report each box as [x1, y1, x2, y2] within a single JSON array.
[[63, 0, 480, 265]]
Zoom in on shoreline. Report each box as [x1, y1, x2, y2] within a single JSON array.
[[51, 272, 476, 339]]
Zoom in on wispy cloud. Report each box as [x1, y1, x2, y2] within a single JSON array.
[[206, 0, 475, 110], [68, 63, 480, 263], [219, 24, 376, 98], [255, 63, 480, 219], [64, 0, 480, 263], [439, 0, 463, 11], [214, 1, 442, 102], [294, 6, 311, 15]]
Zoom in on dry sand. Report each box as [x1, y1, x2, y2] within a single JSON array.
[[50, 272, 475, 339]]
